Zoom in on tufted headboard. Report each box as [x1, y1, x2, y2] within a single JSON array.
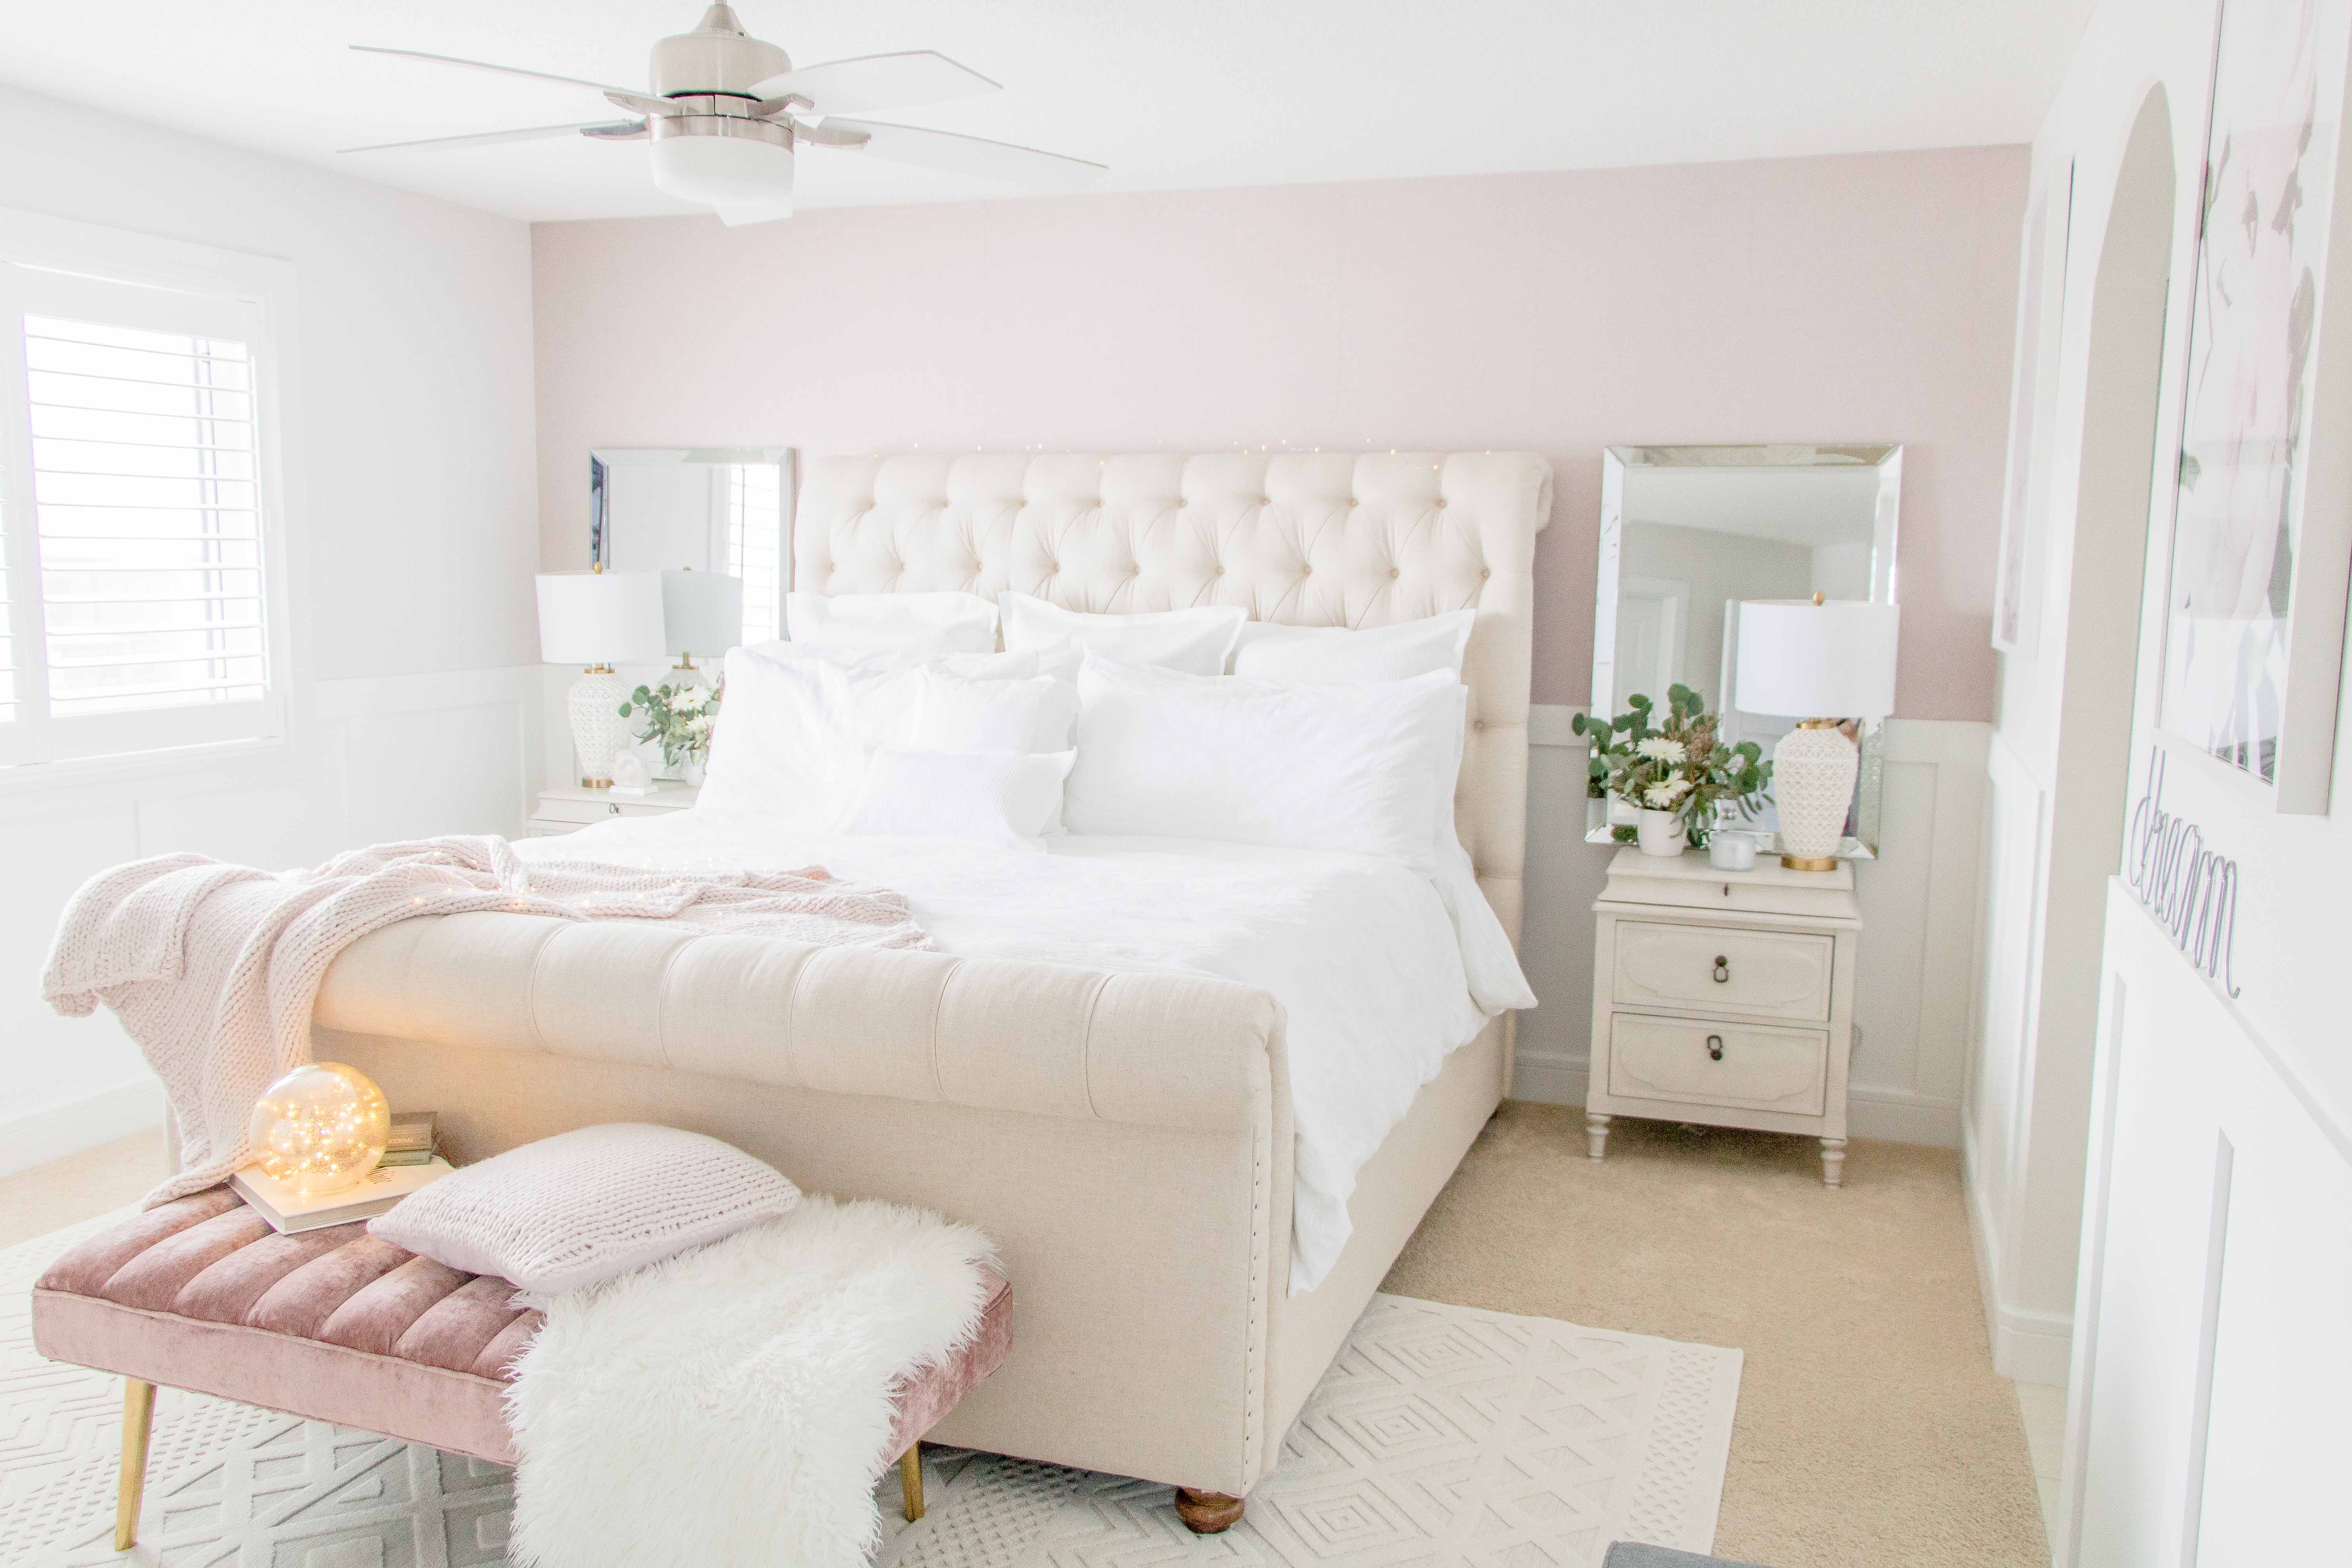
[[794, 452, 1555, 944]]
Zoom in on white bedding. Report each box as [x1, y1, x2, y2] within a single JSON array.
[[514, 809, 1526, 1294]]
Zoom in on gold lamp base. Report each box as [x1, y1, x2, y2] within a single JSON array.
[[1780, 853, 1840, 872]]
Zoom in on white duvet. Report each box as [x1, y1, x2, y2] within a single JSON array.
[[514, 810, 1533, 1294]]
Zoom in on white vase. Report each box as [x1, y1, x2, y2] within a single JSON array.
[[1635, 809, 1688, 857], [680, 753, 707, 788]]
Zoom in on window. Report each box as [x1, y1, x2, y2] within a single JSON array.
[[0, 259, 284, 768], [724, 460, 784, 645]]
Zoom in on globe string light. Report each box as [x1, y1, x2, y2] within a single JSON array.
[[245, 1063, 391, 1196]]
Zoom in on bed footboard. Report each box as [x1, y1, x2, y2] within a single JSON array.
[[313, 911, 1297, 1494]]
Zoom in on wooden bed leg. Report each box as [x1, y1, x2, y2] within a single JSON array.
[[116, 1377, 155, 1551], [899, 1444, 925, 1522], [1585, 1112, 1611, 1160], [1174, 1488, 1245, 1534]]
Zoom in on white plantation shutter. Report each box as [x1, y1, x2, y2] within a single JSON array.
[[0, 263, 282, 765], [725, 460, 784, 645]]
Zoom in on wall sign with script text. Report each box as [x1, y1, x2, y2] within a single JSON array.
[[2125, 747, 2243, 998]]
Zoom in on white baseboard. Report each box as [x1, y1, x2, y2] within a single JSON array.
[[1961, 1120, 2073, 1386], [1510, 1050, 1961, 1148], [0, 1078, 163, 1180]]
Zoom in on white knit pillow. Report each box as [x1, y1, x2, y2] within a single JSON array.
[[370, 1124, 802, 1295]]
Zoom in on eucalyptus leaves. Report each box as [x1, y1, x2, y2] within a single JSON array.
[[619, 677, 723, 770], [1572, 685, 1773, 846]]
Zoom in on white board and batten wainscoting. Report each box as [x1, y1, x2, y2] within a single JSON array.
[[0, 666, 549, 1178]]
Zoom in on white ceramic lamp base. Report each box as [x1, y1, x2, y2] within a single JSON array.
[[1772, 720, 1857, 870], [566, 667, 634, 788]]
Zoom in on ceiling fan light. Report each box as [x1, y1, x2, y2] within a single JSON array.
[[649, 134, 794, 206]]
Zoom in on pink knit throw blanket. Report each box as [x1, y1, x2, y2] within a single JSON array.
[[43, 836, 935, 1205]]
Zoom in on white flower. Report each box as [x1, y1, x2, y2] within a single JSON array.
[[686, 711, 713, 734], [675, 684, 710, 710], [1643, 779, 1693, 809], [1635, 736, 1687, 763]]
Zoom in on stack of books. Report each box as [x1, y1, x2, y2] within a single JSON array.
[[232, 1153, 454, 1234], [379, 1112, 439, 1167]]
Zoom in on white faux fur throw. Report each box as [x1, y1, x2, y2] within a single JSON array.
[[505, 1196, 996, 1568], [42, 836, 935, 1205]]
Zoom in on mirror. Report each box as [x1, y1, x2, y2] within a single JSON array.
[[589, 447, 794, 646], [1587, 443, 1902, 857]]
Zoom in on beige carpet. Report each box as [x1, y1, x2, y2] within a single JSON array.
[[1383, 1104, 2049, 1568]]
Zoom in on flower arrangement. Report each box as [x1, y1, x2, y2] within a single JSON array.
[[618, 676, 723, 773], [1572, 685, 1771, 846]]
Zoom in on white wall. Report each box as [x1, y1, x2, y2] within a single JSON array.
[[0, 88, 543, 1172], [1518, 711, 1988, 1147], [1984, 0, 2352, 1556]]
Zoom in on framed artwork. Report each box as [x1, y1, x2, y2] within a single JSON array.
[[2158, 0, 2352, 811], [1993, 162, 2076, 656]]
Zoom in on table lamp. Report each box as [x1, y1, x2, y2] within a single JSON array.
[[537, 567, 667, 788], [661, 567, 744, 685], [1734, 595, 1900, 871]]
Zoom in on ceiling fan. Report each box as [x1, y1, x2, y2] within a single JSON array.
[[342, 3, 1106, 225]]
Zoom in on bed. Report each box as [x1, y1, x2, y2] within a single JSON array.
[[310, 449, 1553, 1515]]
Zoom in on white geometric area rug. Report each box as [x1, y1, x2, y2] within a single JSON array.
[[0, 1206, 1740, 1568], [881, 1296, 1742, 1568]]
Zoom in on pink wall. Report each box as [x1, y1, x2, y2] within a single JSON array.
[[532, 145, 2025, 717]]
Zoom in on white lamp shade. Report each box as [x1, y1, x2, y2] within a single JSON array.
[[1735, 600, 1900, 719], [661, 569, 744, 657], [536, 571, 667, 666]]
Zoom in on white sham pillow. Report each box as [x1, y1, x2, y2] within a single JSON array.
[[1231, 610, 1476, 683], [836, 747, 1076, 848], [697, 645, 923, 824], [1063, 656, 1465, 863], [786, 590, 999, 659], [999, 593, 1245, 677], [911, 667, 1079, 753]]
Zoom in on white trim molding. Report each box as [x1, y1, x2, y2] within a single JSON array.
[[0, 1078, 163, 1180]]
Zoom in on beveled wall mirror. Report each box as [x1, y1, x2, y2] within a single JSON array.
[[1586, 443, 1901, 856], [589, 447, 794, 646]]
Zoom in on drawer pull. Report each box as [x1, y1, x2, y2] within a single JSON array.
[[608, 803, 622, 815], [1706, 1034, 1724, 1061], [1711, 956, 1730, 984]]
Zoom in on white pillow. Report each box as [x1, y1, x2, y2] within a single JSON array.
[[912, 667, 1079, 753], [1232, 610, 1476, 683], [369, 1123, 801, 1296], [786, 591, 999, 659], [836, 747, 1076, 848], [1063, 656, 1465, 863], [697, 644, 922, 824], [999, 592, 1245, 676]]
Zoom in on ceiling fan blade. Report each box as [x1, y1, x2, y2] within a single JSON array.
[[351, 45, 643, 99], [716, 196, 796, 226], [749, 51, 997, 114], [819, 119, 1106, 191], [340, 121, 642, 154]]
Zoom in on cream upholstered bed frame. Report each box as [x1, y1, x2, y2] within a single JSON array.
[[312, 450, 1551, 1521], [795, 451, 1552, 952]]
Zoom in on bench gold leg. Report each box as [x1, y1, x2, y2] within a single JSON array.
[[899, 1444, 924, 1523], [116, 1378, 155, 1551]]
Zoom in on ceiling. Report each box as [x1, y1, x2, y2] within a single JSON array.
[[0, 0, 2096, 223]]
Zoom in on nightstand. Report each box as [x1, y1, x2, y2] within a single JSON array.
[[1584, 846, 1862, 1185], [526, 782, 699, 837]]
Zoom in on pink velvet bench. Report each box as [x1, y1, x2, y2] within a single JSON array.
[[31, 1186, 1014, 1551]]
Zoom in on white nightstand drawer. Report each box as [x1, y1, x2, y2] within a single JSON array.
[[1606, 1013, 1828, 1116], [1612, 921, 1834, 1022], [537, 797, 621, 824]]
